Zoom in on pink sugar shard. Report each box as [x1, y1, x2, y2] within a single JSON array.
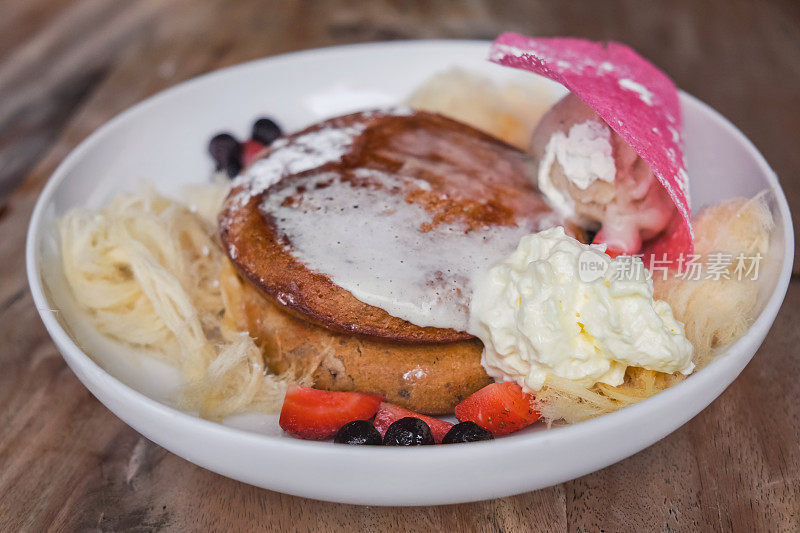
[[489, 33, 693, 260]]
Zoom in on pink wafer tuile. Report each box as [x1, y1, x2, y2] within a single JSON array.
[[489, 33, 693, 260]]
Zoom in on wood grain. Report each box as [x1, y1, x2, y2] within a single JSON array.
[[0, 0, 798, 530]]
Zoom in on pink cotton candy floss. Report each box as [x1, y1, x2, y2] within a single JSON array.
[[489, 33, 693, 260]]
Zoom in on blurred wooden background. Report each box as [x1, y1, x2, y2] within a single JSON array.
[[1, 0, 798, 530]]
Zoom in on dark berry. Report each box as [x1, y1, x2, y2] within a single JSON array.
[[441, 421, 494, 444], [224, 159, 242, 178], [251, 117, 282, 145], [208, 133, 241, 173], [333, 420, 382, 445], [242, 139, 265, 167], [383, 417, 434, 446]]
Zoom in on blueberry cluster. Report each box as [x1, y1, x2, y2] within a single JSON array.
[[208, 117, 282, 177], [334, 418, 493, 446]]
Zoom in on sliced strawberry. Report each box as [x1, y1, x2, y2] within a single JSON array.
[[242, 139, 265, 167], [602, 244, 625, 259], [593, 227, 640, 258], [454, 382, 540, 436], [279, 386, 382, 440], [373, 402, 453, 444]]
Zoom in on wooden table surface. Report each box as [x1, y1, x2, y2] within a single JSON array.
[[1, 1, 798, 530]]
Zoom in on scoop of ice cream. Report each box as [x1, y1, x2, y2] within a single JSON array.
[[530, 93, 676, 255]]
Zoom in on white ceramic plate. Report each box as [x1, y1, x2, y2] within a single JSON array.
[[27, 41, 793, 506]]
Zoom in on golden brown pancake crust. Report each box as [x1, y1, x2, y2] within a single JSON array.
[[219, 110, 564, 343], [220, 260, 491, 415]]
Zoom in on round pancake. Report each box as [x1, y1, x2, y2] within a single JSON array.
[[219, 109, 568, 343], [220, 260, 491, 414]]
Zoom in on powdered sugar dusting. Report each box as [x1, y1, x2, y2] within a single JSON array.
[[489, 33, 693, 260], [226, 108, 419, 214], [619, 78, 654, 105], [403, 365, 428, 381], [228, 124, 365, 210]]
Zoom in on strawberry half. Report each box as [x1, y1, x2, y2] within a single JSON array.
[[592, 227, 640, 259], [454, 382, 540, 436], [279, 386, 382, 440], [242, 139, 265, 167], [373, 402, 453, 444]]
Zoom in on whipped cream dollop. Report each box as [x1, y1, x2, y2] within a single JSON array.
[[537, 120, 616, 217], [468, 226, 694, 391]]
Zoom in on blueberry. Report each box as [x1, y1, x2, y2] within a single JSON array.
[[441, 421, 494, 444], [334, 420, 382, 445], [251, 117, 282, 145], [208, 133, 241, 175], [383, 417, 434, 446], [224, 159, 242, 178]]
